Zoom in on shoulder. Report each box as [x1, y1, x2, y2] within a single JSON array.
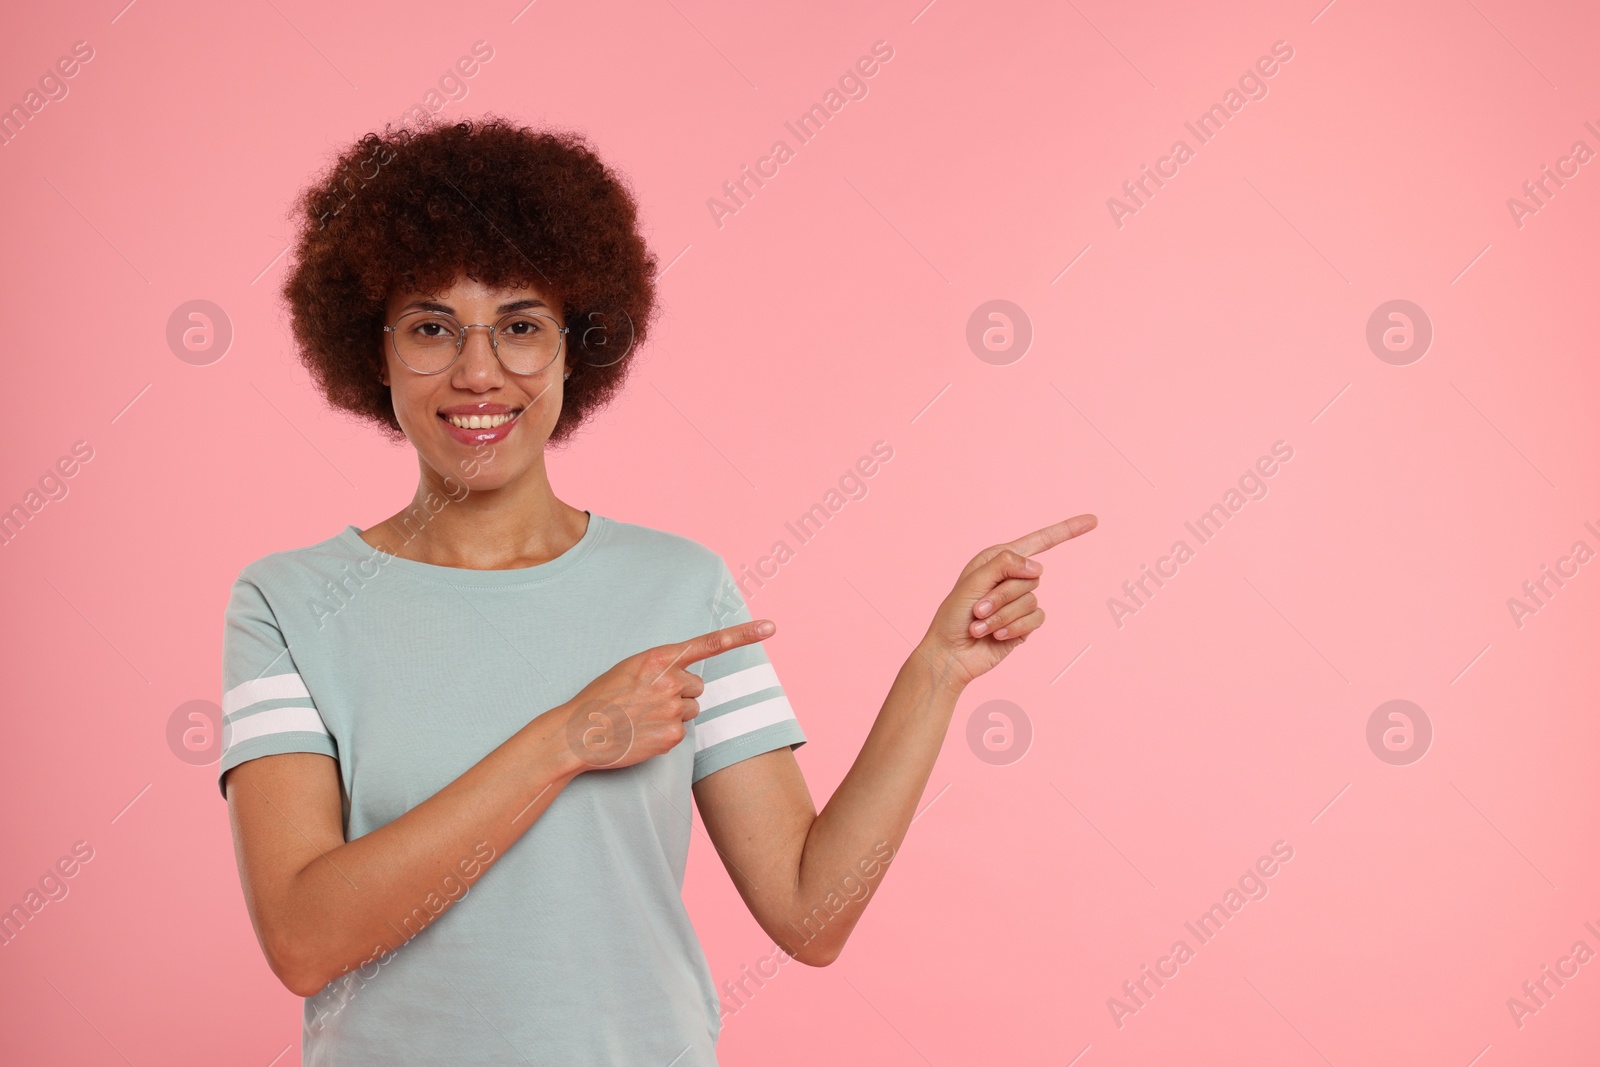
[[594, 514, 726, 580], [232, 528, 367, 595]]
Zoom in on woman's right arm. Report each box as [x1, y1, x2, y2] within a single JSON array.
[[225, 705, 586, 997], [224, 619, 772, 998]]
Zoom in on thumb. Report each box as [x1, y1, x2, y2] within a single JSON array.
[[957, 550, 1040, 601]]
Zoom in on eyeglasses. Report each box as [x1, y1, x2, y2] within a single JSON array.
[[383, 309, 569, 376]]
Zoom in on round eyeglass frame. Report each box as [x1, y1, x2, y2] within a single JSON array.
[[382, 311, 571, 376]]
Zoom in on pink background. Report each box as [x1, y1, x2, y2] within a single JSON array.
[[2, 0, 1597, 1063]]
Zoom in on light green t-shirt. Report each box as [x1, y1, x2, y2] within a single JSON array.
[[218, 511, 806, 1066]]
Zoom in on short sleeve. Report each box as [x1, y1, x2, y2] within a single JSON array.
[[216, 574, 338, 799], [690, 558, 807, 784]]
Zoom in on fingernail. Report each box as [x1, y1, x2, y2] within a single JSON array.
[[1024, 559, 1041, 574], [755, 621, 775, 636], [972, 620, 987, 635], [976, 600, 993, 616]]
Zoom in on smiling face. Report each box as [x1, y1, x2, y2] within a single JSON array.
[[380, 275, 568, 493]]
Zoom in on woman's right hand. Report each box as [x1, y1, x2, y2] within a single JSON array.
[[557, 619, 776, 772]]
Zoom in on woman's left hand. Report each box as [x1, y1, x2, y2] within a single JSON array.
[[916, 514, 1098, 690]]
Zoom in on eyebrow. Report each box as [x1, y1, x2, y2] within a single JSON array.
[[402, 298, 550, 314]]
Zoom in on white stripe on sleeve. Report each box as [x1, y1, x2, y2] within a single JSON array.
[[222, 673, 311, 715], [693, 695, 796, 752], [699, 663, 780, 713], [222, 706, 330, 751]]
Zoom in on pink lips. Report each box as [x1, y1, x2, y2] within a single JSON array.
[[438, 407, 523, 445]]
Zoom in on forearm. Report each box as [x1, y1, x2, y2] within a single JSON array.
[[275, 706, 585, 995], [785, 641, 964, 963]]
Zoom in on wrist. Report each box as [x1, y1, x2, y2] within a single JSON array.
[[532, 703, 591, 782], [911, 638, 969, 697]]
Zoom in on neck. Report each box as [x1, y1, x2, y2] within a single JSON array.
[[363, 452, 586, 571]]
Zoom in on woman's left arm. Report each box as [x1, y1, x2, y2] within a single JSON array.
[[692, 514, 1098, 966]]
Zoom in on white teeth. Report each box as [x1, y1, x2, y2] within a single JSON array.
[[444, 411, 519, 429]]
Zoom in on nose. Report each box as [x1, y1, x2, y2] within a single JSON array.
[[450, 324, 507, 388]]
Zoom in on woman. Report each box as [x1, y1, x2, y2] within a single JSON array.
[[221, 114, 1096, 1065]]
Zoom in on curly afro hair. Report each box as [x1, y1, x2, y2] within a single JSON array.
[[280, 113, 659, 447]]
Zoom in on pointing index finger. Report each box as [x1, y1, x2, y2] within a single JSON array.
[[1004, 514, 1098, 557], [676, 620, 776, 668]]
